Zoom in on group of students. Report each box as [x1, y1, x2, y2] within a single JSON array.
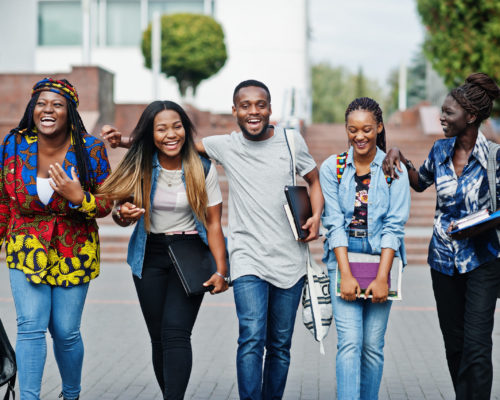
[[1, 73, 499, 400]]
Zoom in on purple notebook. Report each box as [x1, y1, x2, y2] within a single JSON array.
[[349, 260, 391, 289]]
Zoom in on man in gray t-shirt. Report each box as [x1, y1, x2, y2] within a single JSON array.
[[197, 80, 323, 400]]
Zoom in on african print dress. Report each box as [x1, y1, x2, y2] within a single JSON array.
[[0, 130, 112, 287]]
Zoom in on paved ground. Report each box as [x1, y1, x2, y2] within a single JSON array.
[[1, 262, 500, 400]]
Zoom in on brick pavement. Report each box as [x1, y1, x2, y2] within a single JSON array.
[[1, 262, 500, 399]]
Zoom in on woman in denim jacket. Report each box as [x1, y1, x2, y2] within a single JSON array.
[[98, 101, 228, 399], [320, 97, 410, 400]]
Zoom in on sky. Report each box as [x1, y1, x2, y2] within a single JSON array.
[[309, 0, 425, 89]]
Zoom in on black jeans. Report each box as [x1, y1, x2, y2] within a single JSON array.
[[133, 234, 204, 400], [431, 258, 500, 400]]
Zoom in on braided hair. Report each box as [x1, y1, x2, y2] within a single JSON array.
[[449, 73, 500, 125], [345, 97, 386, 152], [10, 78, 91, 190]]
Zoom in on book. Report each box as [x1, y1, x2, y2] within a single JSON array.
[[284, 185, 312, 240], [452, 209, 490, 230], [335, 252, 403, 301], [168, 238, 217, 296], [449, 209, 500, 239]]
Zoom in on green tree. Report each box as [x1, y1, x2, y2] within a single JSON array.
[[312, 63, 382, 123], [417, 0, 500, 87], [142, 13, 227, 97]]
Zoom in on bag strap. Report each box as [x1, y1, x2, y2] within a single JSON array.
[[336, 150, 392, 186], [487, 141, 500, 212], [284, 129, 297, 185]]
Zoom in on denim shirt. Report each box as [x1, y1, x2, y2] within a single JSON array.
[[418, 132, 500, 275], [127, 152, 210, 278], [320, 147, 411, 269]]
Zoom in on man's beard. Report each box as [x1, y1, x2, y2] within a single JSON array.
[[239, 123, 270, 140]]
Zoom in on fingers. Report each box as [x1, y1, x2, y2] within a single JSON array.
[[48, 163, 69, 189], [203, 274, 228, 294], [100, 125, 122, 148]]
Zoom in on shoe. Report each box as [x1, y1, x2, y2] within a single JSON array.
[[58, 392, 79, 400]]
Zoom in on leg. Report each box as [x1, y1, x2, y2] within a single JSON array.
[[9, 268, 51, 400], [233, 275, 269, 400], [360, 300, 392, 400], [160, 260, 203, 400], [133, 241, 171, 395], [456, 258, 500, 400], [431, 268, 466, 389], [49, 283, 89, 400], [329, 283, 364, 400], [262, 277, 304, 400]]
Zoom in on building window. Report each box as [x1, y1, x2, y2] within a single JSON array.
[[106, 0, 141, 46], [148, 0, 204, 19], [38, 1, 82, 45]]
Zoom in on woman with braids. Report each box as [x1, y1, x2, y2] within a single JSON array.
[[0, 78, 112, 400], [98, 100, 228, 400], [383, 73, 500, 399], [320, 97, 410, 399]]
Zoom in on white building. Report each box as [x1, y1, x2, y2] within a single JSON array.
[[0, 0, 311, 122]]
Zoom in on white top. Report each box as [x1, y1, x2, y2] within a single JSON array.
[[37, 177, 54, 205], [202, 127, 317, 288], [150, 163, 223, 233]]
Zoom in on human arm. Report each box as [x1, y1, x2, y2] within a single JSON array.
[[0, 138, 10, 248], [364, 247, 395, 303], [382, 147, 424, 192], [301, 167, 324, 242], [111, 200, 145, 227], [100, 124, 133, 149], [195, 141, 209, 158], [334, 246, 361, 301], [202, 203, 229, 294]]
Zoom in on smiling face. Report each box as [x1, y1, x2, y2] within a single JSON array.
[[153, 109, 186, 168], [33, 91, 68, 138], [232, 86, 272, 141], [440, 95, 473, 138], [346, 110, 382, 160]]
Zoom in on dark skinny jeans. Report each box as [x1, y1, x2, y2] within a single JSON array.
[[133, 234, 204, 400]]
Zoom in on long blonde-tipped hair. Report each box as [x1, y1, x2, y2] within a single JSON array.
[[98, 101, 208, 231]]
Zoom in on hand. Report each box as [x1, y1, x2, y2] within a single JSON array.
[[382, 147, 403, 179], [365, 277, 389, 303], [340, 274, 361, 301], [301, 215, 320, 242], [203, 273, 229, 294], [101, 125, 125, 148], [118, 202, 145, 223], [48, 164, 85, 205]]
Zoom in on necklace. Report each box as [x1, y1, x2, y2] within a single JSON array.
[[161, 168, 183, 187]]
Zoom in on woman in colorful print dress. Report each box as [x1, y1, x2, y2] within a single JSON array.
[[320, 97, 410, 399], [98, 101, 228, 400], [383, 73, 500, 400], [0, 78, 112, 400]]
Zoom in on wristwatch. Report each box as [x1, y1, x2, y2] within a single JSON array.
[[215, 271, 231, 284]]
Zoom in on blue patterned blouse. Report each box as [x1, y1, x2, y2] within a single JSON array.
[[418, 132, 500, 275]]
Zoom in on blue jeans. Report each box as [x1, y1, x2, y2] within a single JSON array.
[[328, 236, 392, 400], [233, 275, 304, 400], [9, 268, 89, 400]]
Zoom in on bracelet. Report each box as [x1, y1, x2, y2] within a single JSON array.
[[215, 271, 230, 283]]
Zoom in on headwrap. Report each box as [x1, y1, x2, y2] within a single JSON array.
[[31, 78, 79, 108]]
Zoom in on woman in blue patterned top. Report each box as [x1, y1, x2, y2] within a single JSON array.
[[383, 73, 500, 400]]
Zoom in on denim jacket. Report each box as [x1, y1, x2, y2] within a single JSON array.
[[320, 146, 410, 269], [127, 152, 210, 277]]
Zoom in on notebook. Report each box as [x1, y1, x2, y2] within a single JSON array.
[[284, 185, 313, 240]]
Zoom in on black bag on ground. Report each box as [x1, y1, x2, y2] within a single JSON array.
[[0, 318, 16, 400]]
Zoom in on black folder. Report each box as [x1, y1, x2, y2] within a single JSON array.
[[168, 237, 217, 296], [284, 185, 312, 240]]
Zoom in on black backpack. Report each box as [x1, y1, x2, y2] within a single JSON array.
[[0, 319, 16, 400]]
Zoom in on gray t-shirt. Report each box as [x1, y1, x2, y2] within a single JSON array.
[[203, 126, 316, 288]]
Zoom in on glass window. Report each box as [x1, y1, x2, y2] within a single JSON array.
[[106, 0, 141, 46], [38, 1, 82, 46], [148, 0, 204, 20]]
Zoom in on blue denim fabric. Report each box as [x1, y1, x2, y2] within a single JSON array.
[[9, 268, 89, 400], [328, 236, 392, 400], [233, 275, 304, 400], [418, 132, 500, 275], [127, 152, 211, 277], [320, 146, 410, 268]]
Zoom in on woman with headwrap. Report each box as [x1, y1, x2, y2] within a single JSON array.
[[383, 73, 500, 400], [0, 78, 112, 400]]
